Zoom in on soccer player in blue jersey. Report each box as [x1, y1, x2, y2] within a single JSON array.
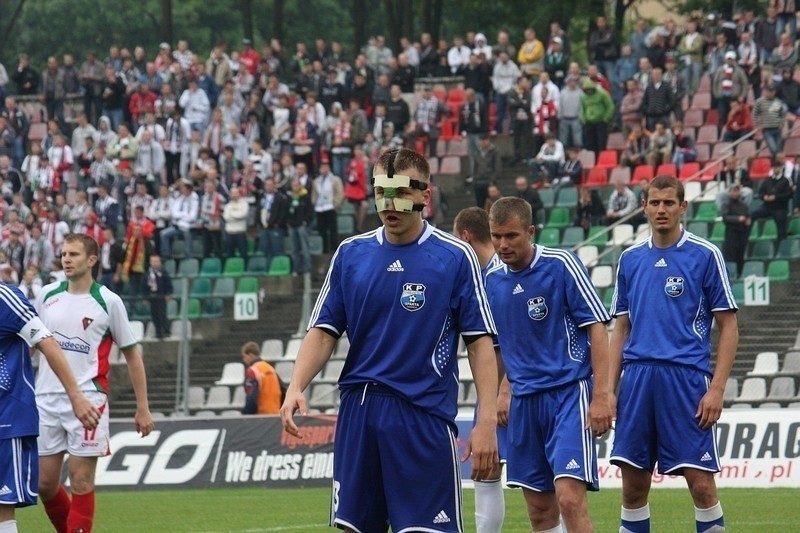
[[453, 207, 508, 533], [610, 175, 738, 533], [485, 197, 613, 532], [280, 148, 499, 533], [0, 283, 99, 533]]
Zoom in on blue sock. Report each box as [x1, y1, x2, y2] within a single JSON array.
[[620, 504, 650, 533], [695, 502, 725, 532]]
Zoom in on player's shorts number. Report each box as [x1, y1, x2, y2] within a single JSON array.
[[332, 480, 341, 511]]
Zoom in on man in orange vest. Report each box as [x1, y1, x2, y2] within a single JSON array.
[[241, 341, 282, 414]]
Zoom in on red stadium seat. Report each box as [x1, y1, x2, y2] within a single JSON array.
[[692, 92, 712, 110], [439, 156, 461, 175], [695, 143, 711, 163], [584, 167, 608, 186], [704, 108, 719, 126], [606, 132, 626, 151], [783, 137, 800, 155], [679, 162, 702, 181], [632, 165, 654, 182], [697, 125, 718, 144], [447, 87, 465, 104], [684, 109, 704, 128], [749, 157, 772, 179], [596, 150, 618, 170], [711, 142, 733, 160], [700, 161, 723, 181], [609, 166, 631, 184], [578, 149, 596, 169], [656, 163, 677, 177]]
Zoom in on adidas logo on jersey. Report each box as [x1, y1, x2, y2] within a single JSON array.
[[386, 260, 404, 272], [566, 459, 580, 470], [654, 258, 668, 267], [433, 510, 451, 524], [513, 284, 524, 294], [701, 452, 713, 462], [0, 485, 10, 496]]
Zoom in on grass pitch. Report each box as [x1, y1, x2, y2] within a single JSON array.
[[16, 487, 798, 531]]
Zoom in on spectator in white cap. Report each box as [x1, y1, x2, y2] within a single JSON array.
[[712, 50, 748, 134]]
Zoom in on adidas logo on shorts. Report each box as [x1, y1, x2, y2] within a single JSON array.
[[566, 459, 580, 470], [513, 284, 524, 294], [387, 260, 404, 272], [0, 485, 11, 496], [433, 510, 451, 524], [701, 452, 713, 462], [654, 258, 668, 267]]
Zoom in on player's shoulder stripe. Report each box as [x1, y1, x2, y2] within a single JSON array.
[[618, 239, 648, 260], [687, 234, 738, 307], [42, 281, 69, 303], [338, 229, 380, 251], [0, 283, 35, 321], [539, 247, 610, 321]]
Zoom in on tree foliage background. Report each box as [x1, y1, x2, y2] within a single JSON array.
[[1, 0, 700, 69]]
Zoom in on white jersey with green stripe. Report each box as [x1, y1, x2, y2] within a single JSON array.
[[34, 281, 138, 395]]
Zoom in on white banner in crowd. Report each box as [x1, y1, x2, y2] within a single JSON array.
[[457, 409, 800, 488]]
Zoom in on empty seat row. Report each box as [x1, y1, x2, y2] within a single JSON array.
[[187, 385, 245, 411]]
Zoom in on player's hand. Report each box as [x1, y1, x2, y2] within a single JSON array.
[[135, 408, 155, 437], [588, 392, 614, 437], [280, 386, 307, 438], [497, 389, 511, 428], [695, 388, 723, 430], [462, 420, 499, 481], [69, 392, 102, 430]]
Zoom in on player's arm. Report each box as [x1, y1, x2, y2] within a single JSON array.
[[280, 327, 336, 437], [36, 337, 100, 430], [608, 314, 631, 417], [121, 344, 155, 437], [495, 347, 510, 428], [696, 310, 738, 430], [587, 321, 613, 436], [463, 334, 499, 481]]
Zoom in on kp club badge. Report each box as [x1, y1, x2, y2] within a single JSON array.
[[665, 276, 684, 297], [528, 297, 548, 320], [400, 283, 426, 312]]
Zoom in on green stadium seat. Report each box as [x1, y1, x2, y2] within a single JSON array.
[[308, 234, 324, 255], [538, 189, 555, 207], [190, 278, 212, 297], [163, 259, 177, 277], [693, 202, 717, 223], [598, 246, 622, 267], [340, 202, 355, 216], [556, 187, 578, 207], [709, 223, 725, 246], [687, 221, 708, 239], [731, 281, 744, 304], [268, 255, 292, 277], [212, 277, 236, 298], [741, 260, 765, 278], [167, 299, 179, 320], [190, 239, 205, 259], [586, 226, 609, 246], [538, 228, 560, 247], [725, 261, 739, 281], [177, 258, 200, 278], [789, 217, 800, 236], [247, 236, 263, 256], [223, 257, 245, 277], [187, 298, 201, 319], [753, 220, 778, 242], [201, 298, 225, 318], [199, 257, 223, 278], [338, 215, 355, 235], [546, 207, 570, 229], [170, 240, 186, 259], [245, 256, 268, 276], [776, 238, 800, 259], [767, 260, 790, 282], [749, 241, 775, 260], [237, 277, 259, 293], [132, 300, 150, 321], [561, 226, 585, 248]]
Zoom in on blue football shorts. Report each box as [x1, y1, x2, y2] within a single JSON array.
[[0, 436, 38, 507], [331, 382, 463, 533], [506, 379, 599, 492], [610, 362, 721, 475]]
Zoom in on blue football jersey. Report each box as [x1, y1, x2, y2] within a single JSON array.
[[0, 283, 53, 439], [485, 245, 610, 396], [310, 223, 497, 424], [611, 231, 738, 373]]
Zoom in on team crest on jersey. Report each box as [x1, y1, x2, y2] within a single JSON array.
[[665, 276, 684, 297], [82, 317, 94, 330], [527, 297, 548, 320], [400, 283, 426, 311]]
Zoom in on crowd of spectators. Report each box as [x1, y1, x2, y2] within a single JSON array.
[[0, 6, 798, 302]]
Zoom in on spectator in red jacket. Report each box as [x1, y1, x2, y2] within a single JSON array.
[[344, 145, 368, 233], [722, 99, 753, 142], [128, 82, 156, 131]]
